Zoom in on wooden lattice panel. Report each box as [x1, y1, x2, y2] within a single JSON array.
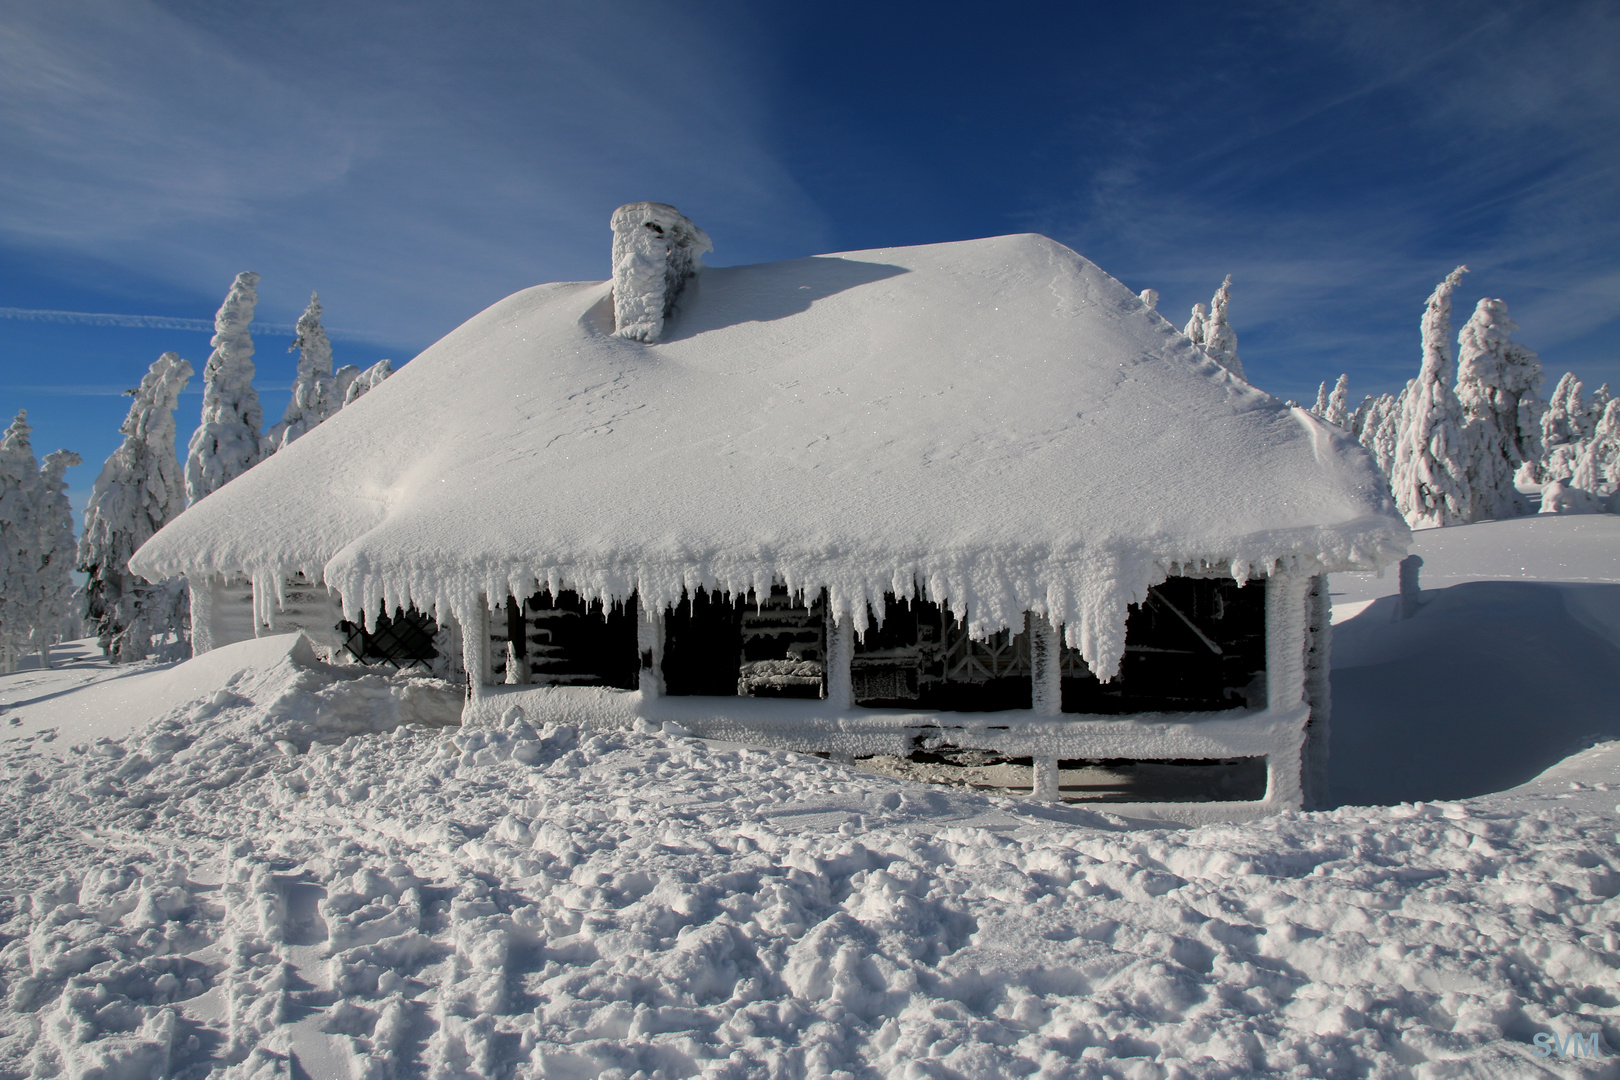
[[340, 607, 440, 670]]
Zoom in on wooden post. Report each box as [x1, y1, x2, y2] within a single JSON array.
[[1264, 574, 1308, 713], [1029, 612, 1062, 802], [461, 598, 490, 700], [1301, 574, 1332, 809], [638, 598, 663, 697], [504, 595, 529, 685], [1264, 573, 1310, 810], [824, 609, 854, 709], [1030, 612, 1061, 717], [1032, 757, 1059, 801], [189, 573, 216, 655]]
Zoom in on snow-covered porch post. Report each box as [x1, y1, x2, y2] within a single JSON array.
[[1301, 574, 1332, 809], [1029, 613, 1061, 802], [824, 609, 854, 710], [1264, 572, 1310, 810], [638, 602, 663, 697], [189, 573, 217, 655], [461, 597, 491, 700]]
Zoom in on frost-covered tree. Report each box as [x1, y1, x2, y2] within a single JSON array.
[[1541, 372, 1586, 482], [186, 272, 263, 504], [1454, 297, 1545, 521], [1324, 374, 1350, 428], [332, 364, 362, 404], [1572, 398, 1620, 497], [81, 353, 194, 661], [32, 449, 82, 668], [1309, 377, 1351, 426], [1355, 389, 1405, 482], [1201, 275, 1245, 380], [1312, 381, 1331, 418], [1392, 266, 1472, 528], [263, 292, 338, 453], [0, 412, 44, 672], [342, 358, 393, 405], [1183, 303, 1207, 347], [1349, 394, 1378, 441], [1587, 383, 1612, 437], [1138, 288, 1159, 311]]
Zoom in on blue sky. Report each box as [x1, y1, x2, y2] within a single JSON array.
[[3, 0, 1617, 514]]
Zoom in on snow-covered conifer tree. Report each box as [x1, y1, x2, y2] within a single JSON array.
[[1201, 275, 1245, 380], [1312, 381, 1331, 418], [1138, 288, 1159, 311], [263, 292, 338, 453], [1357, 390, 1404, 481], [1349, 394, 1377, 441], [1454, 297, 1545, 521], [343, 358, 393, 405], [0, 412, 44, 672], [332, 365, 361, 404], [1181, 279, 1245, 379], [81, 353, 193, 661], [1183, 304, 1207, 347], [185, 272, 263, 503], [1572, 398, 1620, 497], [32, 449, 81, 668], [1392, 266, 1472, 527], [1324, 375, 1350, 428], [1541, 372, 1586, 482], [1587, 383, 1612, 437]]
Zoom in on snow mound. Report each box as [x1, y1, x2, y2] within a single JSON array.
[[1329, 512, 1620, 622], [134, 233, 1406, 679], [1331, 579, 1620, 806], [0, 634, 460, 749]]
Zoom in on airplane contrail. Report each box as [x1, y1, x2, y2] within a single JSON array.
[[0, 306, 359, 338]]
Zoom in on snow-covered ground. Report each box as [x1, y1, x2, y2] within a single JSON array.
[[1328, 514, 1620, 808], [1, 518, 1616, 1079], [1328, 514, 1620, 623]]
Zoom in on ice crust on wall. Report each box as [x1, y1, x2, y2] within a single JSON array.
[[610, 202, 712, 344], [133, 234, 1408, 680]]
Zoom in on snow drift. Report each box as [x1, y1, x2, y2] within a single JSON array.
[[2, 635, 1616, 1078]]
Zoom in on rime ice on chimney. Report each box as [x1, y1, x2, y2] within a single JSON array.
[[610, 202, 712, 343]]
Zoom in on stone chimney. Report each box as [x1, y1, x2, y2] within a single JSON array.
[[610, 202, 712, 343]]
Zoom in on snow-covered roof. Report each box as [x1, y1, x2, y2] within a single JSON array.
[[133, 233, 1407, 677]]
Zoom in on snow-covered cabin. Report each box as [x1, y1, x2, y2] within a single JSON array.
[[133, 204, 1408, 823]]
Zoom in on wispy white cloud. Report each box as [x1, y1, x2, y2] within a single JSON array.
[[0, 0, 827, 346], [0, 0, 363, 242], [1027, 0, 1620, 401]]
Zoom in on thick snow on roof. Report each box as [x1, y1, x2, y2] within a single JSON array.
[[134, 234, 1407, 676]]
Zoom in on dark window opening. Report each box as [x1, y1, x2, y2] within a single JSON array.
[[854, 745, 1268, 803], [851, 594, 1033, 712], [492, 590, 640, 690], [1052, 756, 1268, 802], [341, 607, 439, 670], [1061, 577, 1266, 713], [663, 585, 826, 698], [739, 586, 826, 698]]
